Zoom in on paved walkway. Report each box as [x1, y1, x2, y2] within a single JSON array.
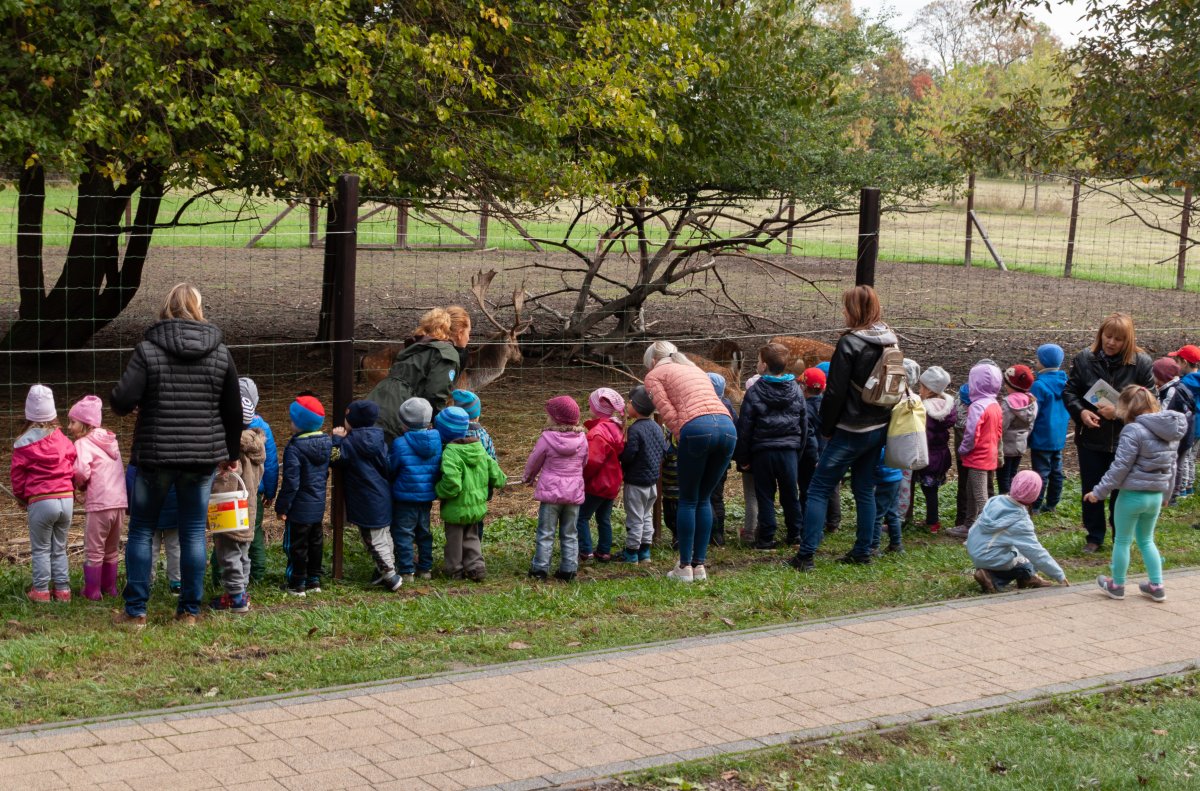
[[4, 573, 1200, 791]]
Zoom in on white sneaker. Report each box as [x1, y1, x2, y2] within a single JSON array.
[[692, 564, 707, 581], [667, 564, 693, 582]]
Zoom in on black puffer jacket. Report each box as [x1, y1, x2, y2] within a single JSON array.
[[1063, 349, 1154, 453], [367, 337, 462, 442], [110, 319, 242, 468], [819, 325, 898, 434], [734, 376, 807, 466]]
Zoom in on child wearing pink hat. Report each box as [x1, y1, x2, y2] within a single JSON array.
[[524, 396, 588, 581], [575, 388, 626, 562], [966, 470, 1067, 593], [67, 395, 128, 601]]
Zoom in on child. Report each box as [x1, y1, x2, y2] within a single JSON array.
[[1028, 344, 1069, 515], [332, 400, 400, 591], [240, 377, 279, 585], [662, 424, 681, 548], [998, 365, 1038, 493], [1154, 357, 1196, 503], [525, 396, 588, 580], [1171, 345, 1200, 497], [946, 362, 1003, 538], [734, 343, 807, 550], [451, 389, 497, 460], [389, 397, 442, 582], [707, 373, 735, 546], [13, 385, 77, 602], [737, 374, 760, 545], [67, 395, 127, 600], [953, 358, 999, 529], [895, 358, 922, 526], [275, 392, 332, 597], [435, 406, 506, 580], [620, 386, 668, 563], [870, 448, 904, 554], [917, 366, 955, 533], [576, 388, 626, 562], [126, 464, 181, 594], [1091, 385, 1187, 602], [797, 368, 825, 528], [210, 418, 266, 613], [968, 470, 1066, 592]]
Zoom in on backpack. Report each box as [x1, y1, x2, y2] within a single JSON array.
[[856, 344, 907, 407]]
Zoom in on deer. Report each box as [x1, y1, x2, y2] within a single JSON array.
[[685, 350, 745, 406], [768, 335, 835, 376]]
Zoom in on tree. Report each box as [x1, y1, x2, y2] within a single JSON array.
[[911, 0, 1057, 75]]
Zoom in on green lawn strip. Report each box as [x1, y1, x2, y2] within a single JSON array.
[[624, 674, 1200, 791], [2, 481, 1199, 729]]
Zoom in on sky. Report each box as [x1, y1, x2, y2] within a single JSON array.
[[854, 0, 1090, 53]]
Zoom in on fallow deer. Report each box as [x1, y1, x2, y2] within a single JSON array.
[[685, 352, 745, 406], [769, 335, 835, 375]]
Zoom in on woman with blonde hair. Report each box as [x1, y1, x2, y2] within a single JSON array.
[[367, 306, 471, 441], [1064, 313, 1154, 553]]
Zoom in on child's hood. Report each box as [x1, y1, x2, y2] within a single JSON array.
[[584, 417, 624, 443], [542, 428, 587, 456], [240, 428, 267, 465], [403, 428, 442, 460], [1036, 368, 1068, 393], [849, 323, 898, 346], [958, 382, 971, 406], [347, 425, 388, 459], [1137, 410, 1187, 442], [923, 393, 955, 421], [14, 426, 54, 450], [447, 437, 488, 467], [292, 432, 332, 463], [973, 496, 1028, 536], [1004, 392, 1035, 411], [968, 364, 1002, 401], [754, 377, 801, 408], [1182, 372, 1200, 392], [79, 428, 121, 461]]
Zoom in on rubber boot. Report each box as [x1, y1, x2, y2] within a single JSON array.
[[101, 562, 120, 597], [83, 564, 103, 601]]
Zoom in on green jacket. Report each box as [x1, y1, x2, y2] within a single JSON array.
[[436, 439, 507, 524], [367, 338, 462, 441]]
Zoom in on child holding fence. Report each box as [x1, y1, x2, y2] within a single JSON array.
[[436, 406, 506, 580], [620, 386, 667, 563], [333, 400, 401, 591], [67, 395, 127, 600], [576, 388, 626, 562]]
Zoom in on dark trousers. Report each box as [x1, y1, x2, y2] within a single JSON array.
[[920, 483, 942, 526], [249, 492, 267, 582], [988, 562, 1035, 587], [283, 521, 324, 589], [996, 455, 1023, 494], [663, 497, 679, 548], [1078, 445, 1118, 546], [1030, 449, 1064, 511], [753, 449, 802, 545]]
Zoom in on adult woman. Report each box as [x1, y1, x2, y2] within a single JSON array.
[[1063, 313, 1154, 553], [789, 286, 898, 571], [110, 284, 243, 626], [368, 307, 471, 441], [643, 341, 737, 581]]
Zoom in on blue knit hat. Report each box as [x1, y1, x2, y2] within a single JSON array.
[[435, 406, 470, 443], [816, 361, 830, 375], [450, 389, 481, 420], [707, 372, 727, 398], [289, 393, 325, 433], [345, 399, 379, 429], [1037, 344, 1064, 369]]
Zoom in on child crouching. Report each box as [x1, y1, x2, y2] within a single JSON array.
[[525, 396, 588, 581], [968, 470, 1067, 592], [436, 407, 506, 580], [68, 395, 127, 600]]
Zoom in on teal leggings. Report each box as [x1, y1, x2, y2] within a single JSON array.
[[1110, 489, 1164, 585]]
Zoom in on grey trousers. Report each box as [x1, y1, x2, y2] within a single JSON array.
[[151, 529, 181, 584], [28, 497, 72, 591], [359, 526, 397, 577], [961, 468, 990, 529], [445, 523, 485, 580], [532, 502, 580, 574], [740, 471, 758, 541], [214, 534, 251, 596], [623, 483, 657, 550]]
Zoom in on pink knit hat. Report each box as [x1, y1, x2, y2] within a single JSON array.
[[545, 396, 580, 426], [68, 395, 103, 428], [1008, 470, 1043, 505], [588, 387, 625, 420]]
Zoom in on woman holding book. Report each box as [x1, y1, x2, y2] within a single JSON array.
[[1063, 313, 1154, 553]]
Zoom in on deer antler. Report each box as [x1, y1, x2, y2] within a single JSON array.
[[511, 280, 532, 335], [469, 269, 508, 333]]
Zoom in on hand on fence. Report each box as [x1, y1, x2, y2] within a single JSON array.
[[332, 426, 348, 437]]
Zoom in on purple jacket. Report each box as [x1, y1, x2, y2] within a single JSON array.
[[922, 394, 956, 478], [523, 427, 588, 505]]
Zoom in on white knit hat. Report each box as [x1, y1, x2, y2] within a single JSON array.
[[25, 384, 56, 423]]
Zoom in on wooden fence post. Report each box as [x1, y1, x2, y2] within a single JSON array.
[[329, 173, 359, 580], [964, 172, 975, 267], [855, 188, 881, 287], [785, 198, 796, 255], [1177, 185, 1193, 290], [1064, 177, 1081, 279]]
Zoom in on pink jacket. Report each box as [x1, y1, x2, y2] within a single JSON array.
[[523, 427, 588, 505], [11, 427, 77, 504], [73, 429, 129, 512], [644, 362, 730, 438]]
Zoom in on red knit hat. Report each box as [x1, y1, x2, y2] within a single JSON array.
[[1003, 365, 1034, 393], [802, 367, 826, 391]]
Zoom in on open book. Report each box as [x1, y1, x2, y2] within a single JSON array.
[[1083, 379, 1120, 409]]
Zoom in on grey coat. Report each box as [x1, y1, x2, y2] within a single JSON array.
[[1001, 393, 1038, 458], [1092, 411, 1187, 498]]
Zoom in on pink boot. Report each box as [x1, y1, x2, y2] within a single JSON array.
[[83, 564, 103, 601], [101, 562, 120, 598]]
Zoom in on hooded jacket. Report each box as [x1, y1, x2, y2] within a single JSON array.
[[1158, 378, 1196, 454], [1029, 369, 1069, 452], [331, 426, 391, 529], [734, 376, 807, 466], [1092, 411, 1187, 497], [620, 418, 669, 488], [966, 495, 1065, 582], [110, 319, 242, 468], [275, 431, 332, 524], [820, 324, 898, 434], [11, 427, 76, 505], [1181, 372, 1200, 440], [436, 439, 507, 524], [211, 429, 266, 542], [1001, 392, 1039, 458], [582, 417, 625, 499], [1063, 348, 1155, 453], [922, 394, 957, 478], [248, 415, 279, 500], [367, 337, 463, 442], [72, 428, 128, 512], [390, 428, 443, 503], [958, 365, 1003, 471], [524, 426, 588, 504]]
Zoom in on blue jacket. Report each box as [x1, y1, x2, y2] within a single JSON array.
[[275, 431, 332, 524], [734, 376, 807, 467], [620, 418, 669, 487], [331, 427, 391, 529], [804, 394, 824, 460], [1029, 369, 1069, 452], [125, 464, 178, 530], [248, 415, 279, 500], [875, 449, 903, 485], [389, 428, 443, 503], [1182, 373, 1200, 439], [966, 494, 1065, 582], [1159, 379, 1196, 453]]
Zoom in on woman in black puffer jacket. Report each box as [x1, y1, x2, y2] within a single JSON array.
[[110, 284, 243, 626], [1063, 313, 1154, 553]]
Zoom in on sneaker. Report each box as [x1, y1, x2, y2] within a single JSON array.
[[417, 571, 432, 580], [386, 574, 403, 592], [1017, 575, 1055, 589], [401, 573, 415, 584], [789, 554, 815, 572], [885, 544, 904, 554], [622, 549, 639, 563], [667, 564, 694, 582], [926, 522, 941, 534], [638, 544, 652, 563], [51, 588, 71, 602], [211, 592, 250, 613], [112, 610, 146, 628], [553, 570, 576, 582], [754, 540, 779, 551], [306, 586, 322, 594], [824, 524, 839, 534], [1096, 575, 1125, 600], [1082, 543, 1101, 554], [174, 612, 198, 626], [594, 553, 612, 563], [974, 569, 998, 594], [943, 525, 969, 538], [1138, 582, 1167, 603], [168, 581, 182, 596], [692, 564, 708, 581], [578, 552, 594, 563], [739, 529, 756, 544], [837, 552, 873, 565], [27, 588, 51, 603], [528, 569, 549, 581], [286, 587, 307, 598]]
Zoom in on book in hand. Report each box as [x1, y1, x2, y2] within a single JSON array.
[[1083, 379, 1120, 409]]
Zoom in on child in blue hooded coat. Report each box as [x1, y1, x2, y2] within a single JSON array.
[[333, 400, 400, 592], [389, 397, 443, 582], [968, 470, 1066, 592], [1028, 344, 1069, 514]]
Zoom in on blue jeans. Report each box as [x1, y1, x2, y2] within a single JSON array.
[[752, 448, 802, 545], [870, 478, 903, 552], [675, 414, 738, 566], [1030, 449, 1064, 511], [392, 501, 433, 574], [124, 466, 216, 617], [798, 426, 887, 559], [575, 494, 614, 556], [532, 502, 580, 574], [996, 455, 1023, 494]]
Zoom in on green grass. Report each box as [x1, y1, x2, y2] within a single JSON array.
[[4, 478, 1200, 730], [624, 673, 1200, 791]]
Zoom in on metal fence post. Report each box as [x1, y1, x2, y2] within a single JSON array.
[[1064, 177, 1081, 279], [329, 173, 359, 579], [1177, 185, 1193, 291], [855, 187, 881, 287]]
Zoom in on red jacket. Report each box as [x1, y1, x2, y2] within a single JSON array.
[[11, 428, 77, 504], [960, 403, 1002, 471], [583, 418, 625, 499]]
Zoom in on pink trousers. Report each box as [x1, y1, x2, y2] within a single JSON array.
[[85, 508, 124, 565]]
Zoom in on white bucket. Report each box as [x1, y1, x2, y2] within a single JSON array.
[[208, 472, 250, 534]]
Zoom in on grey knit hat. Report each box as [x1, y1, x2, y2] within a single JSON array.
[[398, 397, 433, 430], [919, 365, 951, 395]]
